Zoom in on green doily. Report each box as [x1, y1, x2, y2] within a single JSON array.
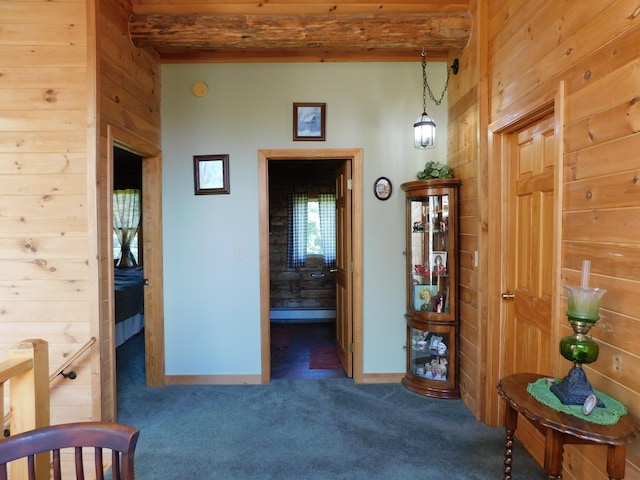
[[527, 378, 628, 425]]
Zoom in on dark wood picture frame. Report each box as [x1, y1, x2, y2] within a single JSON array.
[[373, 176, 392, 200], [194, 154, 230, 195], [293, 102, 326, 141]]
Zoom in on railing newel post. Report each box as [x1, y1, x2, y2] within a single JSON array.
[[8, 339, 50, 480]]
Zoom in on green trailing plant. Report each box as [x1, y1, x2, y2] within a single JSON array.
[[416, 161, 454, 180]]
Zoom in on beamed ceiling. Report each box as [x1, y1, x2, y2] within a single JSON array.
[[128, 0, 472, 62]]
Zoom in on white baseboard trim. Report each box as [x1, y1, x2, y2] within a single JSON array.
[[270, 308, 336, 322]]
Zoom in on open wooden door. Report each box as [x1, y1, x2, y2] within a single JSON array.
[[335, 161, 353, 377]]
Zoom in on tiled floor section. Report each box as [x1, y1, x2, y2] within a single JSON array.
[[270, 322, 347, 379]]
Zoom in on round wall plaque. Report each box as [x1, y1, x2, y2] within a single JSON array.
[[373, 177, 392, 200], [192, 82, 208, 97]]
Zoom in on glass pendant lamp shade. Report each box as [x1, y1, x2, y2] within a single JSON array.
[[411, 52, 458, 149], [414, 113, 436, 149]]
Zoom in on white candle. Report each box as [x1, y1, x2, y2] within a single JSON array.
[[581, 260, 591, 289]]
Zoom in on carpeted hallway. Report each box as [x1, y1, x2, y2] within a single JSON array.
[[116, 331, 545, 480]]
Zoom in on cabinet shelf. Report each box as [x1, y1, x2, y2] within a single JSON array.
[[401, 179, 460, 399]]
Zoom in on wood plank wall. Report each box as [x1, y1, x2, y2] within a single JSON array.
[[447, 0, 483, 419], [97, 0, 162, 420], [0, 0, 98, 425], [449, 0, 640, 478], [0, 0, 161, 429]]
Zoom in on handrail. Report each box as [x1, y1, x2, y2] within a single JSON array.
[[0, 358, 33, 384], [49, 336, 96, 382], [3, 337, 97, 431]]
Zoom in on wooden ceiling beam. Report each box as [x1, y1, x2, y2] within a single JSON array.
[[152, 47, 452, 64], [129, 12, 472, 53]]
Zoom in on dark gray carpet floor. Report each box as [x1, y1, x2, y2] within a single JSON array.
[[116, 332, 545, 479]]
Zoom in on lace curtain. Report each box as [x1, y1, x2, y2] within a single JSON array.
[[113, 189, 141, 267]]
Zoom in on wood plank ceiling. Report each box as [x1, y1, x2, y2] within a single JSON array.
[[128, 0, 472, 62]]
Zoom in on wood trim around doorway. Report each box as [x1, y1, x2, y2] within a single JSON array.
[[106, 125, 165, 419], [483, 85, 564, 427], [258, 149, 363, 383]]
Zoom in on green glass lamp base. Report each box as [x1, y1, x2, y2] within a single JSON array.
[[559, 334, 599, 364], [550, 366, 605, 407]]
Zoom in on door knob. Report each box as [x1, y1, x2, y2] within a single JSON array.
[[501, 291, 515, 300]]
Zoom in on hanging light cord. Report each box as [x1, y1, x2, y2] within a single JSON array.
[[421, 50, 453, 108]]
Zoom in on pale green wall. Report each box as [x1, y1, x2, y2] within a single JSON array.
[[161, 62, 448, 376]]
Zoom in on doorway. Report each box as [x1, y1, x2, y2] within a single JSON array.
[[258, 149, 363, 384], [267, 160, 346, 379], [106, 126, 165, 421], [482, 92, 564, 464], [484, 92, 565, 427], [497, 112, 559, 466], [499, 113, 557, 379], [112, 147, 146, 383]]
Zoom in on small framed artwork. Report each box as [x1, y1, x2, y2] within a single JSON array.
[[429, 335, 444, 351], [414, 285, 438, 311], [293, 103, 326, 141], [373, 177, 392, 200], [430, 251, 447, 274], [194, 154, 230, 195]]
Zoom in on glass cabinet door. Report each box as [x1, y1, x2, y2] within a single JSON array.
[[409, 194, 451, 314], [408, 327, 451, 381]]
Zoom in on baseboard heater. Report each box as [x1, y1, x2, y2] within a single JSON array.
[[270, 308, 336, 323]]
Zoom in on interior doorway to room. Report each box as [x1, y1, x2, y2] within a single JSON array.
[[267, 159, 347, 380], [112, 147, 146, 384], [496, 111, 558, 466], [258, 149, 363, 384], [106, 126, 165, 422]]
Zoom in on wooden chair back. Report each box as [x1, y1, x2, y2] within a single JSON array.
[[0, 422, 139, 480]]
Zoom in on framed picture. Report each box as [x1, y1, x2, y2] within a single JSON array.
[[293, 103, 326, 141], [194, 154, 230, 195], [429, 335, 444, 351], [373, 177, 392, 200], [414, 285, 438, 311], [430, 251, 447, 273]]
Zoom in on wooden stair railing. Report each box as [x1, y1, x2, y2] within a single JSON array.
[[48, 337, 96, 383], [2, 337, 97, 436], [1, 338, 102, 480]]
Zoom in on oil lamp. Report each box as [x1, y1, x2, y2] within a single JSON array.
[[550, 260, 607, 408]]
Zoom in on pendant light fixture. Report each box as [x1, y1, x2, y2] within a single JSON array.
[[414, 50, 459, 149]]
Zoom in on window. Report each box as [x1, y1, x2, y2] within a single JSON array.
[[307, 200, 322, 255], [287, 192, 336, 268], [113, 189, 141, 267]]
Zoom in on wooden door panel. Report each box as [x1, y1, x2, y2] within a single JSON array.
[[504, 114, 555, 379], [335, 161, 353, 377], [540, 190, 555, 296], [499, 114, 556, 466], [514, 291, 552, 335], [516, 194, 533, 292]]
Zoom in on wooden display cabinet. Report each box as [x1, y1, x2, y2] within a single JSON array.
[[401, 179, 460, 399]]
